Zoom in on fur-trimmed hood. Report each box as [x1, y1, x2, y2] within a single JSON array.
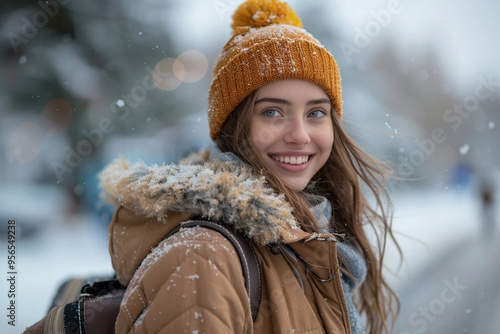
[[99, 151, 317, 245]]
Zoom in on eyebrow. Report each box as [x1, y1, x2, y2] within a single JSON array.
[[255, 97, 331, 106]]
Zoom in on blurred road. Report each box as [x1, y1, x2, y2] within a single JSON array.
[[394, 232, 500, 334]]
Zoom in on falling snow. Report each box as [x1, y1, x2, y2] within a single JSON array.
[[19, 55, 28, 64], [115, 99, 125, 107], [459, 144, 470, 155]]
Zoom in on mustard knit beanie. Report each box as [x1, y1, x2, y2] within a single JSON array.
[[207, 0, 342, 140]]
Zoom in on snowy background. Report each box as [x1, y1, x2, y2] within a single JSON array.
[[1, 0, 499, 333]]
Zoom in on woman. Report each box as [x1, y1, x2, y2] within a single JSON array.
[[100, 0, 400, 333]]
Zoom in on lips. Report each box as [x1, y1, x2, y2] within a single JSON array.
[[267, 152, 315, 173], [270, 155, 310, 165]]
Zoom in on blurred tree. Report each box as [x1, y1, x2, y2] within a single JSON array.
[[0, 0, 189, 197]]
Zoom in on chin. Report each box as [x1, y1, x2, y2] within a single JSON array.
[[283, 179, 308, 192]]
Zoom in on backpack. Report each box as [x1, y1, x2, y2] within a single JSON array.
[[25, 220, 262, 334]]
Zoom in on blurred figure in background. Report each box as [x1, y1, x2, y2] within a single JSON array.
[[479, 170, 498, 239]]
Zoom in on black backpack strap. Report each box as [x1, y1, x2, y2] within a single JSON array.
[[166, 220, 262, 322], [62, 279, 125, 334], [79, 278, 123, 298]]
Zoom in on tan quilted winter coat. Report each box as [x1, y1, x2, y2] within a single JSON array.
[[99, 152, 354, 334]]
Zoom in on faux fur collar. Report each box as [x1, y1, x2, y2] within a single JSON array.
[[99, 151, 309, 245]]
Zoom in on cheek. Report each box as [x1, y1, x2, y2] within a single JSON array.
[[249, 125, 275, 150], [318, 129, 333, 148], [249, 117, 287, 150]]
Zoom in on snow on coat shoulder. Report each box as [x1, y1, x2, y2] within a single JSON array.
[[98, 152, 304, 245]]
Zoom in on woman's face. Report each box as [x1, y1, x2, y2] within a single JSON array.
[[249, 79, 334, 191]]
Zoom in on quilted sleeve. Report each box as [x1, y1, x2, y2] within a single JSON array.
[[115, 226, 253, 334]]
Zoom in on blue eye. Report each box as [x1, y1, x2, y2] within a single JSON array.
[[263, 109, 280, 117], [309, 110, 326, 118]]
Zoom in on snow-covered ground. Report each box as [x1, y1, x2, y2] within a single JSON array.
[[1, 185, 497, 333], [386, 187, 484, 288], [1, 211, 113, 334]]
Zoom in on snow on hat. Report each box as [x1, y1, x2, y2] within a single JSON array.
[[207, 0, 342, 140]]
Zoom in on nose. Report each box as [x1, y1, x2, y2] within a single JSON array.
[[283, 118, 310, 145]]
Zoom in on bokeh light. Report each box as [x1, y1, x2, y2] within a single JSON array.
[[10, 122, 44, 163], [175, 50, 209, 83], [40, 99, 73, 137], [152, 57, 185, 91]]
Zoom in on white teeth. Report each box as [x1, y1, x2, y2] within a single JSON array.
[[272, 155, 309, 165]]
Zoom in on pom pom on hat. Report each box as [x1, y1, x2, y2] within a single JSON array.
[[207, 0, 342, 140], [231, 0, 303, 33]]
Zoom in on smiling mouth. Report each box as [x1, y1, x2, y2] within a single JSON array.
[[270, 155, 311, 165]]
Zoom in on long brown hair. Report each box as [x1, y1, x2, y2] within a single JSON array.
[[215, 89, 400, 334]]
